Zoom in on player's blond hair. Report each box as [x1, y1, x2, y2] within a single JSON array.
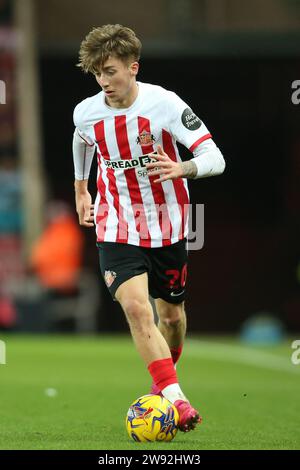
[[77, 24, 142, 74]]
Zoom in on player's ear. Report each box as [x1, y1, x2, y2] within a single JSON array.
[[130, 61, 139, 76]]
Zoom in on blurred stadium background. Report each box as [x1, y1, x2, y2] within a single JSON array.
[[0, 0, 300, 450], [1, 0, 300, 334]]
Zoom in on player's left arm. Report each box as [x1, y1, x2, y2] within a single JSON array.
[[146, 140, 225, 183], [146, 91, 225, 183]]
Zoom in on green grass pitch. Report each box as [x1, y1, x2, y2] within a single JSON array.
[[0, 334, 299, 450]]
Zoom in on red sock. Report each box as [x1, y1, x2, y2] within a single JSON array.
[[170, 345, 183, 365], [148, 358, 178, 390]]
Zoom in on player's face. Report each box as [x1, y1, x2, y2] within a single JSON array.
[[95, 56, 139, 108]]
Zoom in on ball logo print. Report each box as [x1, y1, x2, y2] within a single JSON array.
[[126, 395, 179, 442], [291, 340, 300, 365], [0, 340, 6, 365]]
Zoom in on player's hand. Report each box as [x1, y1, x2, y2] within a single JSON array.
[[75, 191, 94, 227], [145, 145, 183, 183]]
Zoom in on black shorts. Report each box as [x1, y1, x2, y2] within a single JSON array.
[[97, 240, 188, 304]]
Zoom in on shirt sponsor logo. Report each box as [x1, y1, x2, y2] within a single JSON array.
[[103, 152, 158, 170], [181, 107, 202, 130], [136, 130, 156, 146]]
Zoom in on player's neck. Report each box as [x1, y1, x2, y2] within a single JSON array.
[[105, 82, 139, 109]]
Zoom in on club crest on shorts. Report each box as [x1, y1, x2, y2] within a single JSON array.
[[136, 130, 156, 146], [104, 270, 117, 287]]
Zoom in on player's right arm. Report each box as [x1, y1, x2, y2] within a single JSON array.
[[74, 178, 94, 227], [73, 103, 96, 227]]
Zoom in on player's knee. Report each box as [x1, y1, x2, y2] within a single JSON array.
[[122, 298, 151, 324], [161, 315, 183, 330], [159, 303, 185, 329]]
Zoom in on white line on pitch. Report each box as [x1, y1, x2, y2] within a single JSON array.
[[184, 340, 300, 374]]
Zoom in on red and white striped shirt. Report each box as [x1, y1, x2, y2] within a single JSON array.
[[73, 82, 212, 247]]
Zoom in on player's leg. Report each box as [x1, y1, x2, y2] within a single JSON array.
[[152, 299, 201, 431], [98, 242, 171, 364], [149, 299, 186, 395], [145, 241, 202, 430], [155, 298, 186, 354], [98, 241, 200, 431], [115, 273, 200, 431], [148, 240, 188, 391], [115, 272, 172, 364]]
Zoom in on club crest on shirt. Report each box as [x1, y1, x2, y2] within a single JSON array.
[[136, 130, 156, 146], [104, 270, 117, 287]]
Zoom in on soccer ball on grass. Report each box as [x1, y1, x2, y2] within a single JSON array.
[[126, 394, 179, 442]]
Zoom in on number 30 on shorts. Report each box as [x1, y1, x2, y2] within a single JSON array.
[[165, 264, 187, 290]]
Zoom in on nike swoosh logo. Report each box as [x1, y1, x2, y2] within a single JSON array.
[[170, 290, 185, 297]]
